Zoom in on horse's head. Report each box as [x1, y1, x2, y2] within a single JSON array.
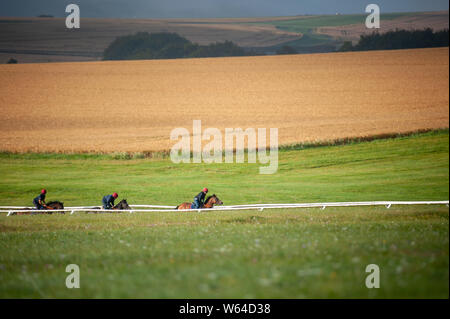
[[205, 194, 223, 206], [115, 199, 130, 210], [47, 201, 64, 209]]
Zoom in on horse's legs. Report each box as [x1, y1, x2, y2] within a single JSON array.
[[177, 203, 191, 210]]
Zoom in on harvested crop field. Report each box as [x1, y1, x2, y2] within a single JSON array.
[[0, 47, 448, 153], [317, 11, 449, 42], [0, 17, 301, 62]]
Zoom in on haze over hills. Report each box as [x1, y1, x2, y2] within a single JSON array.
[[1, 0, 448, 18], [0, 11, 448, 63]]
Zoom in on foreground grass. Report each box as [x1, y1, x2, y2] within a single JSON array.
[[0, 130, 448, 298], [0, 206, 448, 298]]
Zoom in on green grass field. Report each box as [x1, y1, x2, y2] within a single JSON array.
[[0, 130, 448, 298], [261, 13, 413, 34], [249, 12, 416, 51]]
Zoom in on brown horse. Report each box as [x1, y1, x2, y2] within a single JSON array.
[[87, 199, 131, 213], [46, 201, 64, 210], [12, 201, 65, 215], [176, 194, 223, 210], [113, 199, 131, 210]]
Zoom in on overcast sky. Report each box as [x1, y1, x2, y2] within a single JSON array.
[[0, 0, 448, 18]]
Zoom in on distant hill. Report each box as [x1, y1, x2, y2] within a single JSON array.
[[0, 11, 448, 63], [339, 28, 448, 52], [102, 32, 250, 60]]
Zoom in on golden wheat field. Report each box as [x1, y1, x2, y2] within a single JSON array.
[[0, 47, 448, 153]]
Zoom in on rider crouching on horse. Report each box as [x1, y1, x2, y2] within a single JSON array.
[[102, 192, 118, 209], [191, 188, 208, 209], [33, 189, 48, 210]]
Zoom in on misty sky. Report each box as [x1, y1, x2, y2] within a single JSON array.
[[0, 0, 448, 18]]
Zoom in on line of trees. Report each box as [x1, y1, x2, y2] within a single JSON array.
[[100, 28, 450, 61], [103, 32, 255, 60], [339, 28, 449, 52], [276, 45, 297, 55]]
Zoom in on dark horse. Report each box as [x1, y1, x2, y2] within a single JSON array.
[[46, 201, 64, 210], [176, 194, 223, 210], [11, 201, 65, 215], [113, 199, 131, 210], [87, 199, 131, 213]]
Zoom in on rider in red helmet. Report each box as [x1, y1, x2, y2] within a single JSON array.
[[33, 189, 48, 210], [102, 192, 118, 209], [192, 188, 208, 209]]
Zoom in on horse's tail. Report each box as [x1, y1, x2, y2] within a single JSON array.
[[175, 205, 179, 210]]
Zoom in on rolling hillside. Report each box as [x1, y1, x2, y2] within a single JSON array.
[[0, 11, 448, 63]]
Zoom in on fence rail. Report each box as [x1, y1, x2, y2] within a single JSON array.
[[1, 200, 448, 216]]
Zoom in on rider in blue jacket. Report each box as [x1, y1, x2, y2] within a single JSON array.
[[102, 192, 118, 209], [191, 188, 208, 209], [33, 189, 47, 210]]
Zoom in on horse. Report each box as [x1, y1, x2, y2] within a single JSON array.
[[47, 201, 64, 210], [11, 200, 65, 215], [86, 199, 131, 213], [113, 199, 131, 210], [176, 194, 223, 210]]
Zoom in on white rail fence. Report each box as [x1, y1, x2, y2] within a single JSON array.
[[0, 200, 448, 216]]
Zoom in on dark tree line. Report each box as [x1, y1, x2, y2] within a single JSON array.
[[276, 45, 298, 55], [103, 32, 254, 60], [339, 28, 449, 52]]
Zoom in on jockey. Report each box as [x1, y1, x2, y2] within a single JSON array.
[[102, 192, 118, 209], [191, 188, 208, 209], [33, 189, 47, 210]]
